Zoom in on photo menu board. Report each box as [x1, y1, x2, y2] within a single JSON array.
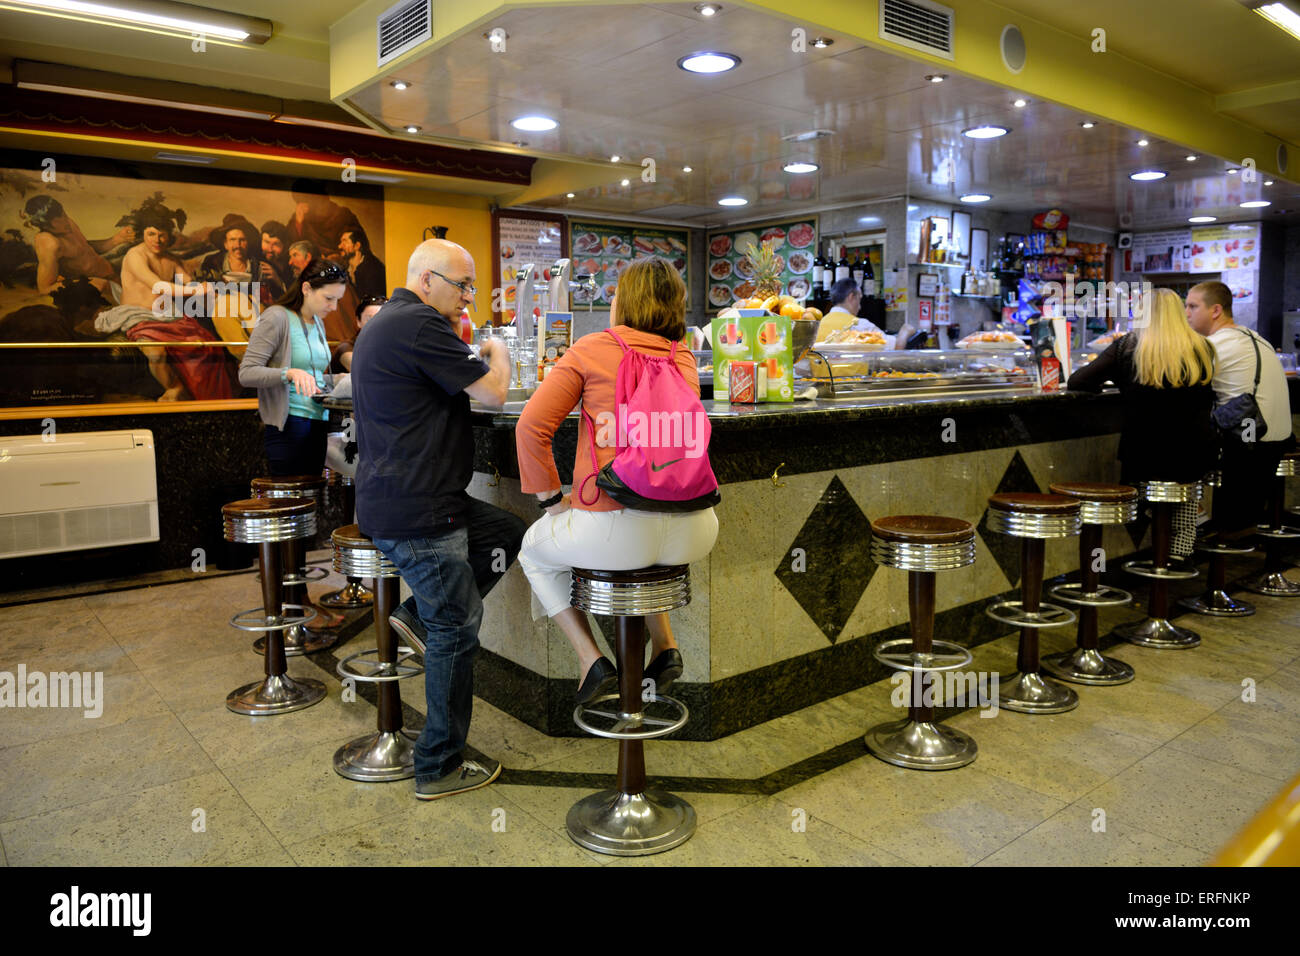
[[492, 210, 568, 325], [569, 220, 689, 307], [705, 217, 817, 310]]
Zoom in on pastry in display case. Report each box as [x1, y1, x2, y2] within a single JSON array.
[[800, 347, 1036, 398], [955, 329, 1026, 349]]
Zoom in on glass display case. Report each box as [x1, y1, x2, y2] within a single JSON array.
[[800, 346, 1037, 398]]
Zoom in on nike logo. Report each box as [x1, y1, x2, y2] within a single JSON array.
[[651, 457, 685, 472]]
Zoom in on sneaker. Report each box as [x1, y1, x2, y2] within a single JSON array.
[[389, 603, 426, 655], [414, 758, 502, 800]]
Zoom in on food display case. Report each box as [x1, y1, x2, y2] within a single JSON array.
[[800, 347, 1037, 399]]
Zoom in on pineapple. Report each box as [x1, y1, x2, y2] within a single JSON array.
[[742, 239, 783, 301]]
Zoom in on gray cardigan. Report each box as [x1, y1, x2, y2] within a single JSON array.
[[239, 305, 335, 428]]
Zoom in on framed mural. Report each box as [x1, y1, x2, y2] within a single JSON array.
[[0, 150, 386, 412]]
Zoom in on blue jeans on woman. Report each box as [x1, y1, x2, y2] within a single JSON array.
[[372, 498, 526, 783], [264, 415, 328, 476]]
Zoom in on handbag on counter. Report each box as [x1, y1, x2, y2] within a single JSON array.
[[1211, 329, 1265, 446]]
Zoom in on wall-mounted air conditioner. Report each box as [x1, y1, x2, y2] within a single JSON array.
[[0, 430, 159, 559]]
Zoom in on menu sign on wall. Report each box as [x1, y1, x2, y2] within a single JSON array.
[[705, 217, 818, 309], [1188, 224, 1260, 273], [493, 211, 568, 325], [569, 221, 689, 307]]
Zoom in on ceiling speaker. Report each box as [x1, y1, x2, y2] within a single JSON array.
[[1117, 232, 1133, 249], [1001, 25, 1026, 73], [1278, 144, 1288, 174]]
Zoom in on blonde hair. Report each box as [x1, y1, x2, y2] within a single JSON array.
[[615, 258, 687, 341], [1133, 287, 1214, 388]]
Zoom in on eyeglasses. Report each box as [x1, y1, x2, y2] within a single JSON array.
[[426, 269, 477, 297]]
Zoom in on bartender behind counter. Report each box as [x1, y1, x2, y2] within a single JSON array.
[[816, 278, 890, 344]]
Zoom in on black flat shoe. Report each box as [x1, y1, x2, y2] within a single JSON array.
[[643, 648, 683, 693], [576, 657, 618, 705]]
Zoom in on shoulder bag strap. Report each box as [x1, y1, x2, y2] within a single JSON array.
[[1238, 328, 1261, 398]]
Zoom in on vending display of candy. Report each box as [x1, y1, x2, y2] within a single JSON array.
[[710, 311, 795, 402]]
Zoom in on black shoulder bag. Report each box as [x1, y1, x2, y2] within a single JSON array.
[[1211, 328, 1265, 445]]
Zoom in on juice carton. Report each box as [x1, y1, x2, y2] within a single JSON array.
[[711, 311, 795, 402]]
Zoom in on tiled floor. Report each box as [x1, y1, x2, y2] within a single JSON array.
[[1, 557, 1298, 867]]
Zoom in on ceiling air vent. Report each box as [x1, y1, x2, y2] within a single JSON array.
[[880, 0, 955, 61], [377, 0, 432, 67]]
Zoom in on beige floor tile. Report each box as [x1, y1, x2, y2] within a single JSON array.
[[606, 796, 912, 867], [0, 596, 91, 626], [0, 605, 135, 675], [283, 787, 602, 866], [112, 616, 262, 672], [1253, 662, 1300, 717], [1057, 671, 1222, 745], [233, 846, 299, 866], [0, 770, 282, 866], [1162, 698, 1300, 781], [1103, 640, 1286, 707], [774, 755, 1066, 866], [1070, 747, 1284, 854], [0, 833, 7, 866], [136, 647, 338, 719], [85, 584, 239, 638], [0, 711, 216, 824], [466, 697, 608, 771], [975, 801, 1208, 867], [0, 668, 172, 749], [222, 741, 419, 845]]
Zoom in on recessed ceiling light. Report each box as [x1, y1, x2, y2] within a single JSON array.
[[783, 161, 819, 173], [1240, 200, 1271, 208], [610, 155, 620, 162], [1130, 170, 1167, 181], [858, 216, 881, 224], [782, 129, 835, 143], [566, 192, 575, 198], [1228, 223, 1256, 229], [390, 80, 408, 90], [694, 2, 721, 15], [925, 74, 946, 83], [1188, 216, 1216, 223], [405, 125, 420, 133], [960, 193, 992, 203], [1137, 139, 1149, 147], [511, 115, 557, 132], [678, 52, 740, 74], [1080, 121, 1095, 129], [1013, 98, 1028, 108], [963, 125, 1009, 139], [682, 165, 693, 173], [811, 37, 833, 48], [718, 196, 748, 206], [1227, 167, 1239, 174], [1254, 2, 1300, 41], [511, 140, 528, 148], [907, 204, 918, 211], [1265, 179, 1274, 185]]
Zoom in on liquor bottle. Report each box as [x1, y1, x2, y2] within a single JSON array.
[[812, 245, 825, 296], [835, 247, 850, 283], [822, 247, 834, 294], [862, 254, 876, 297], [851, 252, 865, 291]]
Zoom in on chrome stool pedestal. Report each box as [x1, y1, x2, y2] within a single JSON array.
[[567, 566, 694, 856], [1043, 483, 1139, 685], [222, 498, 326, 715], [986, 494, 1082, 713], [865, 516, 979, 770], [1181, 472, 1256, 617], [251, 475, 337, 656], [319, 472, 374, 610], [1244, 453, 1300, 597], [331, 525, 423, 782], [1114, 481, 1203, 648]]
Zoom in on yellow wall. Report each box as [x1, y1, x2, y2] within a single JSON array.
[[381, 187, 495, 326]]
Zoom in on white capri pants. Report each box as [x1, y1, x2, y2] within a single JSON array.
[[517, 507, 719, 619]]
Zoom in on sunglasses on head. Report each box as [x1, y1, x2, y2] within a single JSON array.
[[306, 261, 349, 284]]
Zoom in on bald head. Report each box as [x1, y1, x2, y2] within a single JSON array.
[[406, 238, 476, 316]]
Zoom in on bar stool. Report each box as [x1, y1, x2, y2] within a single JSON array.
[[865, 515, 978, 770], [319, 470, 373, 611], [250, 475, 336, 656], [567, 566, 694, 856], [1180, 471, 1255, 617], [1113, 480, 1203, 648], [1244, 451, 1300, 598], [331, 524, 423, 781], [985, 493, 1082, 714], [1043, 482, 1139, 685], [222, 498, 326, 715]]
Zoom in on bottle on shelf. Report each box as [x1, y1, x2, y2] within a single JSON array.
[[835, 247, 851, 283], [851, 252, 865, 291], [812, 245, 825, 298], [862, 254, 876, 297]]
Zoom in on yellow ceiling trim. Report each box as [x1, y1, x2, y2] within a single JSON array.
[[1216, 79, 1300, 111]]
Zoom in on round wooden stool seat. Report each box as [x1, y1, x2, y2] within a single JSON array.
[[1048, 482, 1138, 525], [222, 497, 316, 543], [987, 493, 1080, 539], [332, 524, 399, 579], [252, 475, 327, 500], [989, 492, 1081, 514], [870, 516, 975, 572]]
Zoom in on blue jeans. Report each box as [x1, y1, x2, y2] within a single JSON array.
[[372, 498, 526, 782], [264, 415, 327, 476]]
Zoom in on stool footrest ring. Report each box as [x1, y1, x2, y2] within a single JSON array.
[[283, 564, 330, 585], [985, 600, 1076, 628], [229, 603, 317, 632], [1050, 582, 1133, 607], [573, 694, 688, 739], [1122, 558, 1200, 581], [872, 638, 972, 672], [1255, 527, 1300, 540], [336, 647, 424, 682]]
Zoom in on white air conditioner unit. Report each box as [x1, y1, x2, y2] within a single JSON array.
[[0, 429, 159, 559]]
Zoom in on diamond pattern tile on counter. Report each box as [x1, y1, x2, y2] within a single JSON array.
[[775, 475, 875, 644], [977, 451, 1041, 588]]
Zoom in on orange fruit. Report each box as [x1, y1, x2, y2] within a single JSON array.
[[780, 301, 803, 319]]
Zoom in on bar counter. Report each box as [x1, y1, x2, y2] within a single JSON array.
[[466, 386, 1139, 739]]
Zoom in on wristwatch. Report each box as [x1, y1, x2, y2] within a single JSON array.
[[538, 492, 563, 510]]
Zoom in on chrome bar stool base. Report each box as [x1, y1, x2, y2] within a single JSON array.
[[1178, 590, 1255, 617], [864, 717, 978, 771], [254, 621, 335, 657], [1114, 616, 1200, 649], [1041, 647, 1135, 686], [319, 579, 374, 609], [566, 789, 697, 857], [226, 673, 326, 716], [999, 670, 1079, 713], [1243, 571, 1300, 597], [334, 730, 416, 782]]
